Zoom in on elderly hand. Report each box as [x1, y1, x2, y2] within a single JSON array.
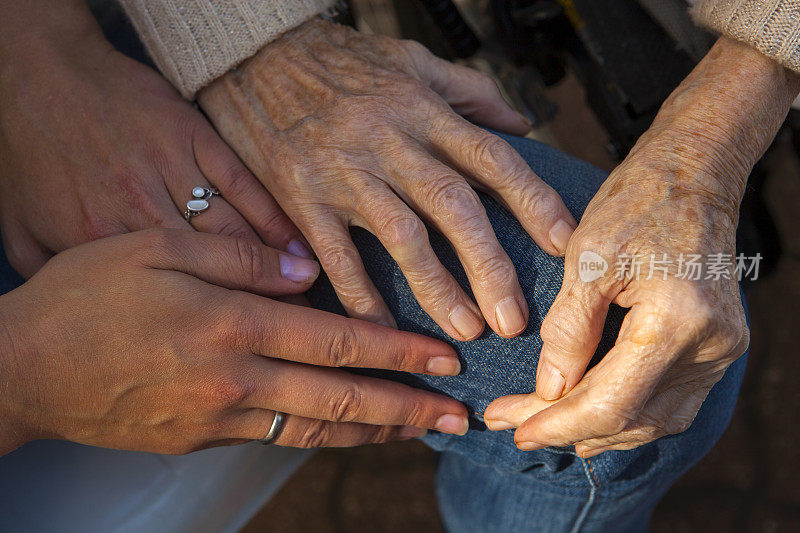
[[0, 0, 305, 278], [0, 229, 468, 457], [484, 38, 800, 456], [198, 18, 576, 341]]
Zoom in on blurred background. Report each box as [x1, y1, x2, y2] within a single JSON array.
[[242, 1, 800, 531]]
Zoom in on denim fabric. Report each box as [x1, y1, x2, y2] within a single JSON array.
[[0, 134, 746, 532], [305, 133, 748, 532]]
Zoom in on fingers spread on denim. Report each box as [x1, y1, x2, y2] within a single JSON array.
[[428, 118, 575, 256], [391, 149, 527, 338], [352, 185, 484, 341], [304, 214, 396, 328]]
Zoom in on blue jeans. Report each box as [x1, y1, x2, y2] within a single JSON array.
[[305, 133, 748, 532], [0, 135, 746, 532]]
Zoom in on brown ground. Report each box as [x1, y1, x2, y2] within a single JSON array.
[[244, 69, 800, 533]]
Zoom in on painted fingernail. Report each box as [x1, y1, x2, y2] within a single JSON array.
[[287, 239, 314, 259], [449, 305, 484, 340], [279, 254, 320, 282], [398, 426, 428, 439], [549, 219, 574, 255], [484, 418, 514, 431], [516, 441, 544, 451], [435, 414, 469, 435], [426, 356, 461, 376], [495, 298, 526, 337], [536, 359, 566, 401]]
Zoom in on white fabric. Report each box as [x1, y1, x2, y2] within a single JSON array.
[[0, 440, 310, 532]]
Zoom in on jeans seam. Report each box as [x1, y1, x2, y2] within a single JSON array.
[[570, 457, 598, 533]]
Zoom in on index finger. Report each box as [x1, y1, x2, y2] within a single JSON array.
[[511, 306, 676, 449], [231, 294, 462, 377]]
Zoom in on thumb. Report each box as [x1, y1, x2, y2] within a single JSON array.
[[137, 229, 319, 296], [537, 277, 612, 400], [402, 41, 531, 135]]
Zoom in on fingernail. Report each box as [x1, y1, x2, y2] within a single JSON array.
[[425, 356, 461, 376], [516, 441, 544, 451], [449, 305, 484, 340], [495, 298, 526, 337], [579, 448, 606, 458], [484, 418, 514, 431], [519, 113, 533, 130], [549, 219, 574, 255], [435, 414, 469, 435], [398, 426, 428, 439], [287, 239, 314, 259], [536, 359, 566, 401], [279, 254, 319, 282]]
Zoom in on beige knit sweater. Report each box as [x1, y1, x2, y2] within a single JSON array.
[[119, 0, 800, 100], [693, 0, 800, 72], [118, 0, 338, 98]]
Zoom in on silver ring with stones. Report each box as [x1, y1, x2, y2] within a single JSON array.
[[184, 187, 221, 222], [259, 412, 285, 445]]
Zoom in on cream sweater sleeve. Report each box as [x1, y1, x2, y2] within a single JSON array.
[[118, 0, 339, 99], [692, 0, 800, 72]]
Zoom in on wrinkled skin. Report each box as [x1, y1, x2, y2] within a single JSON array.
[[485, 38, 800, 456], [0, 0, 305, 279], [0, 230, 470, 457], [199, 18, 577, 341]]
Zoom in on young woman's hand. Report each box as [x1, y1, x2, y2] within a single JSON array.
[[0, 0, 306, 278], [0, 230, 468, 457]]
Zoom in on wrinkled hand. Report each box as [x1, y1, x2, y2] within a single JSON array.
[[199, 18, 576, 340], [484, 38, 800, 456], [0, 230, 468, 456], [0, 1, 306, 278]]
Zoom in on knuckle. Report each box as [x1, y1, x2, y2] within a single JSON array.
[[425, 180, 482, 221], [473, 134, 511, 174], [469, 253, 516, 287], [219, 164, 255, 198], [540, 308, 589, 351], [378, 211, 427, 249], [369, 425, 397, 444], [297, 419, 332, 448], [219, 306, 261, 350], [234, 238, 268, 283], [517, 186, 561, 223], [81, 213, 122, 241], [588, 402, 634, 435], [326, 325, 360, 368], [138, 227, 180, 256], [256, 206, 290, 233], [327, 383, 365, 423], [317, 241, 360, 274], [401, 397, 427, 427], [211, 218, 255, 241], [200, 377, 252, 409]]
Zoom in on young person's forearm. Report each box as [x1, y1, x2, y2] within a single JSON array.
[[0, 294, 34, 457], [0, 0, 103, 65]]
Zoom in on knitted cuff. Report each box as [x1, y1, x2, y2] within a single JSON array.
[[118, 0, 339, 99], [692, 0, 800, 73]]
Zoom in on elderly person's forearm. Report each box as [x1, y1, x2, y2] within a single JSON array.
[[486, 36, 800, 455]]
